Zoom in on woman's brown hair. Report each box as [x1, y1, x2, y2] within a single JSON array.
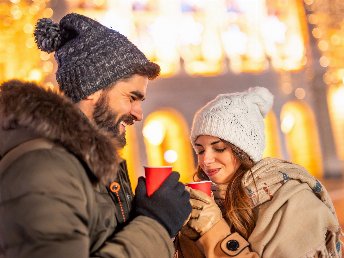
[[195, 141, 256, 239]]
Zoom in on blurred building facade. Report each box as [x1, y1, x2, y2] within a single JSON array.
[[1, 0, 344, 186]]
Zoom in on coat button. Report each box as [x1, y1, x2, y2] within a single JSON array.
[[109, 182, 121, 193], [226, 240, 239, 251]]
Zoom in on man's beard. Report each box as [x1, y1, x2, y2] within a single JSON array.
[[92, 93, 134, 148]]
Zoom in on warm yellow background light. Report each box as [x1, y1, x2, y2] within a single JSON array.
[[280, 101, 323, 177], [143, 109, 195, 183], [327, 85, 344, 160]]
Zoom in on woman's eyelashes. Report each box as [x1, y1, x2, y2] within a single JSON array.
[[196, 149, 205, 155], [196, 147, 227, 155]]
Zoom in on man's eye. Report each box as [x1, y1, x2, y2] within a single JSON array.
[[130, 96, 136, 102]]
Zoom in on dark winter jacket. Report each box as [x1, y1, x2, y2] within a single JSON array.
[[0, 81, 174, 258]]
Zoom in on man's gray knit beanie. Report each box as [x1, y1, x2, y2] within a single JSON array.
[[34, 13, 151, 102]]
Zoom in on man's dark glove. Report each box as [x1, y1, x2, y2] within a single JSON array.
[[133, 172, 191, 238]]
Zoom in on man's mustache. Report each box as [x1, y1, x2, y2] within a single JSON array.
[[121, 115, 135, 126], [107, 115, 135, 134]]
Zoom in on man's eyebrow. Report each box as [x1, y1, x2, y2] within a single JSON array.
[[131, 91, 145, 101]]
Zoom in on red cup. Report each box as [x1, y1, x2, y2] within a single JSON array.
[[144, 166, 172, 196], [186, 181, 212, 196]]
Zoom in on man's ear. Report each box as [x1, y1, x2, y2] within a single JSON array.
[[75, 90, 103, 119], [85, 89, 103, 103]]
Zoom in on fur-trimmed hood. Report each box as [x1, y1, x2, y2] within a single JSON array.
[[0, 80, 120, 184]]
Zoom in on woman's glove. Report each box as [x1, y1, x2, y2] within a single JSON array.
[[181, 187, 222, 240]]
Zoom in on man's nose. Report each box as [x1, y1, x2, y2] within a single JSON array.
[[131, 102, 143, 121]]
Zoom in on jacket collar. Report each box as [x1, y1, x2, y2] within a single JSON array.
[[0, 81, 120, 184], [0, 128, 40, 157]]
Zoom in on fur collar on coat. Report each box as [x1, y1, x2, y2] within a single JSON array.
[[0, 80, 120, 184]]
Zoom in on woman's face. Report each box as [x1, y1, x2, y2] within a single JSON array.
[[194, 135, 241, 184]]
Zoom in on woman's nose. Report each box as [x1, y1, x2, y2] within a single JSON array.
[[203, 151, 215, 166]]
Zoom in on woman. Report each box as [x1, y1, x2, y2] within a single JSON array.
[[175, 87, 342, 258]]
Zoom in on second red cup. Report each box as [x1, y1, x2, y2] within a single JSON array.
[[186, 181, 212, 196], [144, 166, 172, 196]]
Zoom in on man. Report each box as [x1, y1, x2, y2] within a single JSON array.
[[0, 13, 191, 257]]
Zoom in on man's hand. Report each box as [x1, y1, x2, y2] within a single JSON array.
[[181, 187, 222, 240], [133, 172, 191, 238]]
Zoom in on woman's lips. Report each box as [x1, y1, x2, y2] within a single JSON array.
[[205, 169, 220, 177]]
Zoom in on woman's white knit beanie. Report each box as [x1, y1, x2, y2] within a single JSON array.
[[191, 87, 274, 162]]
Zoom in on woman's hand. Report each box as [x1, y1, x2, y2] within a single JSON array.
[[181, 187, 222, 240]]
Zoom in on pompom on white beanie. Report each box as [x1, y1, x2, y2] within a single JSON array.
[[191, 87, 274, 162]]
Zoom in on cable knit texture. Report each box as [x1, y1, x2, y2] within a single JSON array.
[[34, 13, 150, 102], [191, 87, 273, 162]]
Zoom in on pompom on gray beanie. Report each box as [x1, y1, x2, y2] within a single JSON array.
[[191, 87, 274, 162], [34, 13, 155, 102]]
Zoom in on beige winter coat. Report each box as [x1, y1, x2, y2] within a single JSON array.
[[175, 158, 342, 257]]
